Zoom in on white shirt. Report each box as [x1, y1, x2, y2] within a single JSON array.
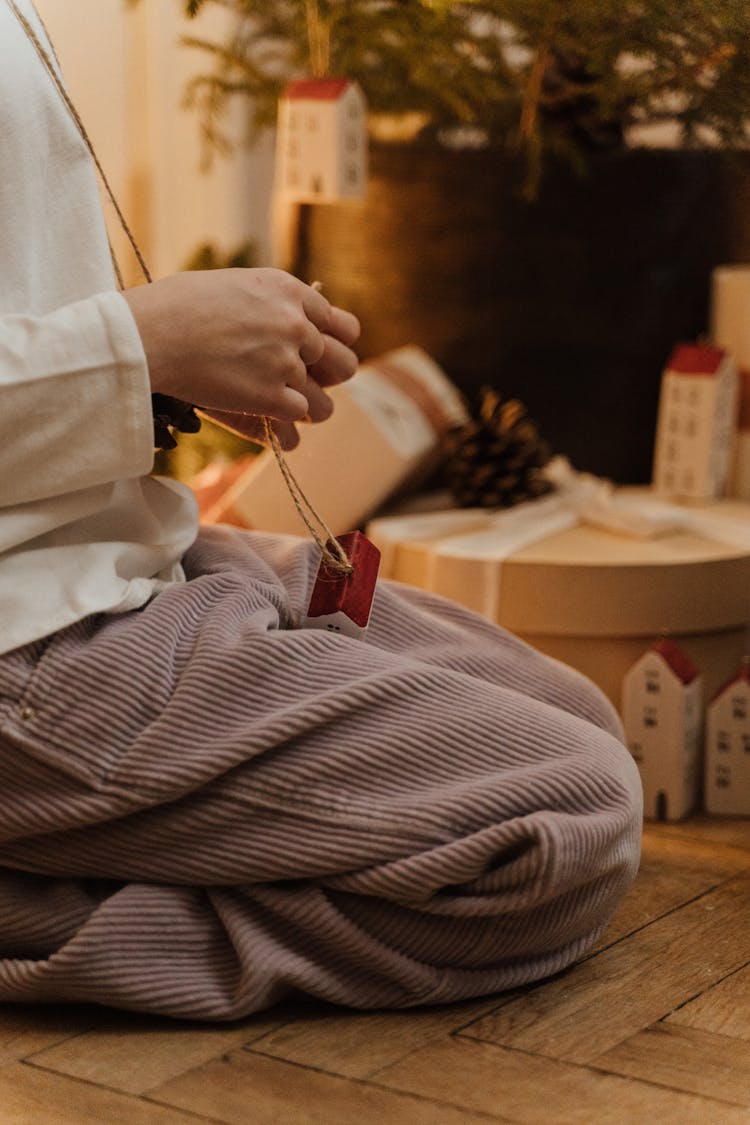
[[0, 0, 199, 655]]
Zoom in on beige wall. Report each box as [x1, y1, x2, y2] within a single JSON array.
[[36, 0, 274, 281]]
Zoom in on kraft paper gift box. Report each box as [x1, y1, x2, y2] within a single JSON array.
[[204, 346, 468, 535], [711, 266, 750, 500], [367, 465, 750, 712]]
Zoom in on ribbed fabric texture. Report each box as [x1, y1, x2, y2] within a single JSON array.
[[0, 526, 642, 1020]]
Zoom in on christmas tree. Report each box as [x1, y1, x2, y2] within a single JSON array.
[[176, 0, 750, 190]]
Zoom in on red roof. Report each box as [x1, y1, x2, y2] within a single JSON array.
[[652, 639, 700, 685], [306, 531, 381, 627], [666, 343, 726, 376], [284, 78, 352, 101], [710, 657, 750, 703]]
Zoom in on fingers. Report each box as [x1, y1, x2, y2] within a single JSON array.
[[295, 305, 359, 374], [299, 283, 333, 333], [282, 351, 311, 397], [205, 373, 333, 434], [268, 419, 301, 450], [300, 283, 361, 347], [307, 333, 360, 387], [302, 376, 334, 423], [206, 373, 309, 425], [297, 321, 326, 367], [277, 384, 310, 421], [267, 273, 360, 367], [328, 304, 361, 347]]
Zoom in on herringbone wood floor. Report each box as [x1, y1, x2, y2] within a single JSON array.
[[1, 816, 749, 1124]]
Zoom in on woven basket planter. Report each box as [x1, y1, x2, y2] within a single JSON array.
[[294, 144, 750, 483]]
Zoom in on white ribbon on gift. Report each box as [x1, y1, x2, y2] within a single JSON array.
[[545, 457, 750, 548], [368, 457, 750, 621]]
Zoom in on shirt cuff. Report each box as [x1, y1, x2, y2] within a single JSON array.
[[0, 290, 155, 507]]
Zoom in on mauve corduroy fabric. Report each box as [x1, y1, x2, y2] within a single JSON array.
[[0, 526, 642, 1020]]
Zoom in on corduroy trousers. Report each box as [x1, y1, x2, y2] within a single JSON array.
[[0, 526, 643, 1020]]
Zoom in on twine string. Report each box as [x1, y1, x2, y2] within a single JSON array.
[[7, 0, 149, 289], [262, 418, 353, 574], [8, 0, 354, 577]]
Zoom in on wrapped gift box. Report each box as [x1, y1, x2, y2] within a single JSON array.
[[711, 265, 750, 499], [204, 346, 468, 535], [367, 480, 750, 711]]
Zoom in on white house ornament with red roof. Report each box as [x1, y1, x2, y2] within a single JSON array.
[[704, 657, 750, 815], [622, 638, 703, 821], [652, 342, 738, 500], [276, 78, 367, 202]]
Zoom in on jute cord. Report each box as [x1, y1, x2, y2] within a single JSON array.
[[262, 418, 352, 573], [8, 0, 353, 575], [6, 0, 146, 290]]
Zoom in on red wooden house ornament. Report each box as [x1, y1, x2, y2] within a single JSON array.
[[303, 531, 380, 639]]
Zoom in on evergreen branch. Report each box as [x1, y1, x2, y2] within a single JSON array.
[[163, 0, 750, 189]]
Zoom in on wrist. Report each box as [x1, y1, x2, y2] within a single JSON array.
[[122, 281, 176, 396]]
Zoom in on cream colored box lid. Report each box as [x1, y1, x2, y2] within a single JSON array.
[[368, 479, 750, 638]]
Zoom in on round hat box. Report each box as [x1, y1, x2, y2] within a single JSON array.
[[368, 490, 750, 710]]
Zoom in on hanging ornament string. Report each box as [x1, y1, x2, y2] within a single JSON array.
[[7, 0, 201, 449], [8, 0, 354, 575], [262, 417, 352, 573], [6, 0, 147, 291]]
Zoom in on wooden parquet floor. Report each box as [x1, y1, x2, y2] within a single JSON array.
[[1, 816, 749, 1124]]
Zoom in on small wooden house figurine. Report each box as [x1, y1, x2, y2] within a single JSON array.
[[276, 78, 367, 202], [302, 531, 380, 640], [622, 639, 703, 821], [652, 342, 737, 500], [704, 658, 750, 814]]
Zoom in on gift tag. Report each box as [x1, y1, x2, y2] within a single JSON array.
[[303, 531, 380, 639]]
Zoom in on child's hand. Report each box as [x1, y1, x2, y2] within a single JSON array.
[[123, 268, 360, 448]]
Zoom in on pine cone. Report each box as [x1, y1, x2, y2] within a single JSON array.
[[443, 389, 554, 509]]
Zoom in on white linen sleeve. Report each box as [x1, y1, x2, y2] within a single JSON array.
[[0, 290, 154, 506]]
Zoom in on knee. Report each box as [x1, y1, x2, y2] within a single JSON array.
[[537, 728, 643, 952], [539, 652, 626, 740], [490, 632, 626, 741]]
